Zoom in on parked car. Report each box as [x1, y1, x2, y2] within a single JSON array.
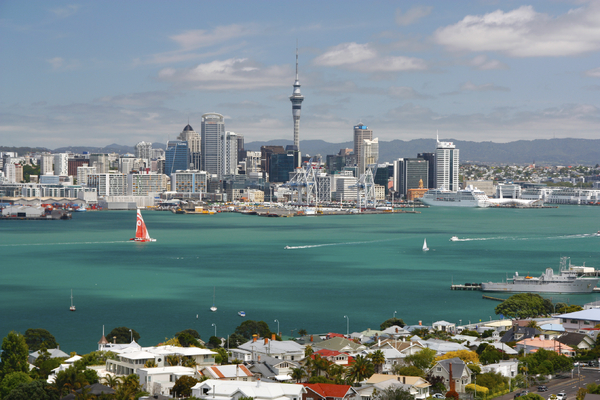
[[538, 386, 548, 392], [431, 394, 445, 399], [557, 392, 567, 400], [515, 391, 529, 399]]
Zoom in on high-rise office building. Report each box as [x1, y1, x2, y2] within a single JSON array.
[[89, 154, 109, 174], [354, 124, 373, 176], [221, 131, 238, 177], [417, 152, 436, 189], [289, 47, 304, 169], [165, 141, 189, 176], [135, 141, 153, 160], [394, 157, 429, 198], [236, 134, 245, 163], [435, 136, 459, 191], [201, 113, 225, 178], [53, 153, 69, 176], [360, 138, 379, 177], [177, 124, 201, 169]]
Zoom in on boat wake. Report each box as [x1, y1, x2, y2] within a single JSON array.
[[285, 239, 392, 250], [0, 241, 130, 247], [453, 233, 598, 242]]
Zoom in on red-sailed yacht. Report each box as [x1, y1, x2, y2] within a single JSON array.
[[130, 209, 156, 242]]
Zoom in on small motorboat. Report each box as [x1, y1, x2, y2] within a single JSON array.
[[238, 311, 246, 317], [284, 246, 290, 249], [450, 236, 459, 241]]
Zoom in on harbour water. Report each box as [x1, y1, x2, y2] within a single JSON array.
[[1, 206, 599, 353]]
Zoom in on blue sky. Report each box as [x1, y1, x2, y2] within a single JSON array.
[[1, 0, 600, 148]]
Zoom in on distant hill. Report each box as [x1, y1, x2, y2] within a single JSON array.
[[245, 138, 600, 165], [2, 139, 599, 165]]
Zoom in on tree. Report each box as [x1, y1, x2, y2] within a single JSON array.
[[556, 304, 583, 314], [228, 333, 247, 348], [435, 350, 480, 365], [234, 320, 272, 340], [308, 376, 334, 384], [0, 331, 29, 379], [102, 374, 121, 389], [372, 387, 413, 400], [291, 367, 306, 383], [208, 336, 221, 349], [176, 329, 201, 339], [370, 350, 386, 374], [425, 373, 446, 394], [380, 318, 406, 330], [24, 329, 58, 352], [465, 384, 489, 399], [404, 348, 437, 371], [107, 327, 140, 344], [33, 347, 64, 379], [298, 329, 308, 336], [213, 348, 229, 364], [3, 380, 54, 400], [0, 372, 32, 398], [521, 394, 545, 400], [171, 375, 199, 398], [346, 355, 374, 383], [178, 332, 202, 348], [494, 293, 551, 319], [479, 347, 502, 365], [394, 365, 424, 377], [481, 330, 494, 338]]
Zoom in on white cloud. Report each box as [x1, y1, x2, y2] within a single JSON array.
[[169, 25, 255, 51], [313, 42, 427, 73], [395, 6, 433, 26], [95, 91, 175, 107], [51, 4, 80, 18], [46, 57, 80, 71], [388, 86, 433, 99], [468, 55, 509, 70], [460, 82, 510, 92], [585, 67, 600, 77], [157, 58, 291, 90], [434, 4, 600, 57]]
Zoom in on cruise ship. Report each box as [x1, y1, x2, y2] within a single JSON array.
[[481, 258, 600, 294], [420, 185, 491, 208]]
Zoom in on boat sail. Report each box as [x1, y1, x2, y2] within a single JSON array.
[[210, 287, 217, 312], [70, 289, 76, 312], [130, 209, 156, 242], [422, 239, 429, 252]]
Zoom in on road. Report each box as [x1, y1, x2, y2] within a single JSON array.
[[494, 368, 600, 400]]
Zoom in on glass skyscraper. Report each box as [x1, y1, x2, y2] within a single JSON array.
[[165, 141, 189, 176]]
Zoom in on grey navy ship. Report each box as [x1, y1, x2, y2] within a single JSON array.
[[481, 257, 600, 294]]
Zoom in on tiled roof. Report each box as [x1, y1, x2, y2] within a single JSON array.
[[302, 383, 354, 398]]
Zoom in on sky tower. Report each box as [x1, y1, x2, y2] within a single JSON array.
[[289, 46, 304, 169]]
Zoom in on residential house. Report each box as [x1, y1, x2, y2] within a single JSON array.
[[311, 350, 353, 366], [238, 337, 305, 362], [500, 326, 540, 343], [515, 337, 575, 356], [556, 332, 595, 350], [417, 339, 469, 356], [432, 321, 456, 334], [202, 364, 255, 381], [312, 337, 367, 356], [380, 325, 412, 338], [28, 347, 69, 364], [301, 383, 358, 400], [360, 348, 403, 373], [357, 374, 431, 400], [480, 360, 519, 379], [246, 356, 299, 382], [191, 378, 306, 400], [429, 357, 472, 393], [138, 366, 196, 397]]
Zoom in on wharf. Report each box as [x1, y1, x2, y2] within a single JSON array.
[[451, 283, 482, 290]]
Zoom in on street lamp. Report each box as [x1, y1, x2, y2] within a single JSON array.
[[129, 329, 133, 343], [274, 319, 280, 337], [344, 315, 349, 337], [212, 323, 217, 337], [393, 311, 397, 319]]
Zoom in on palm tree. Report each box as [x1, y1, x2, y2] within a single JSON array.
[[298, 329, 308, 336], [327, 363, 347, 384], [312, 354, 331, 377], [102, 373, 120, 389], [291, 367, 306, 383], [347, 355, 375, 384], [370, 350, 386, 374], [304, 345, 314, 357], [166, 354, 181, 366], [144, 359, 157, 368]]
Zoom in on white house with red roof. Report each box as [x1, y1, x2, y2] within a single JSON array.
[[311, 349, 353, 366]]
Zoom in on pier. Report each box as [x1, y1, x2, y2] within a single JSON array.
[[450, 283, 482, 290]]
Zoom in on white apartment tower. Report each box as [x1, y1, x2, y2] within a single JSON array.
[[354, 124, 373, 176], [53, 153, 69, 176], [435, 135, 459, 191], [360, 138, 379, 177], [40, 153, 54, 175], [201, 113, 225, 179], [221, 131, 238, 177], [135, 141, 153, 160]]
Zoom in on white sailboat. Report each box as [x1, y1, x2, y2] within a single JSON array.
[[422, 239, 429, 252], [210, 287, 217, 312], [70, 289, 76, 311]]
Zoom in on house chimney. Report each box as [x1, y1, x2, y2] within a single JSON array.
[[419, 320, 422, 326], [310, 335, 313, 342], [395, 328, 398, 333], [253, 334, 258, 342], [272, 333, 276, 341], [264, 338, 268, 345], [449, 364, 455, 392]]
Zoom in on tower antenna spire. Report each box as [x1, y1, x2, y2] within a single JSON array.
[[295, 39, 299, 80]]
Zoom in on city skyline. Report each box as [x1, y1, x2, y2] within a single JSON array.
[[2, 1, 600, 148]]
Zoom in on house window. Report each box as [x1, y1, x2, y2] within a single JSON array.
[[437, 367, 441, 371], [584, 320, 591, 325], [571, 320, 578, 323]]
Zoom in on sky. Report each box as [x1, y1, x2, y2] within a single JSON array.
[[1, 0, 600, 148]]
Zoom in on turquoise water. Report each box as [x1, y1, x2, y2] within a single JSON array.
[[1, 206, 599, 353]]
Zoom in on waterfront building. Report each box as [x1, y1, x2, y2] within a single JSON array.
[[165, 141, 189, 176], [261, 146, 286, 180], [177, 124, 201, 169], [68, 155, 88, 177], [394, 157, 428, 199], [354, 124, 373, 176], [465, 180, 495, 197], [221, 131, 238, 177], [417, 153, 436, 189], [435, 137, 459, 191], [333, 172, 357, 202], [87, 173, 127, 196], [407, 179, 428, 201], [289, 47, 304, 169], [127, 173, 167, 196], [546, 188, 600, 204], [496, 183, 521, 199], [77, 165, 96, 186], [316, 173, 332, 202], [171, 170, 207, 197], [269, 151, 296, 183], [40, 153, 54, 175], [201, 113, 225, 178]]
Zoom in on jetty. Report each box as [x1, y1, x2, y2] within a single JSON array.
[[450, 283, 482, 291]]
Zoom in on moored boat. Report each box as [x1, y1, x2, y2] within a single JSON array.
[[238, 311, 246, 317], [421, 185, 491, 208]]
